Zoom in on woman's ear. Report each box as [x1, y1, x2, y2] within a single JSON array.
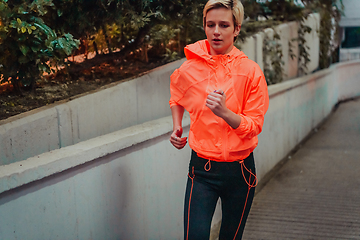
[[234, 24, 241, 37]]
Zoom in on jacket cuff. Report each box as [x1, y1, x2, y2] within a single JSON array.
[[232, 114, 256, 139]]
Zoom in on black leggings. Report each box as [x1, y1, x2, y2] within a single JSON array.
[[184, 151, 256, 240]]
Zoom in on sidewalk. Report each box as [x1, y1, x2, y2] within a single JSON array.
[[243, 97, 360, 240]]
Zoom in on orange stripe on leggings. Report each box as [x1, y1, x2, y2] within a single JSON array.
[[233, 161, 257, 239], [186, 166, 195, 240]]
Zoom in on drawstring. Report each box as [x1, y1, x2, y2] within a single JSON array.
[[186, 166, 195, 240], [233, 160, 257, 239], [204, 159, 211, 171], [239, 160, 258, 188], [203, 158, 257, 186]]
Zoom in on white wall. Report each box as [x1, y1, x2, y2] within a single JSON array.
[[237, 13, 320, 79], [276, 21, 299, 79], [1, 60, 360, 239], [0, 116, 192, 239], [302, 13, 321, 73], [340, 48, 360, 62], [339, 0, 360, 27]]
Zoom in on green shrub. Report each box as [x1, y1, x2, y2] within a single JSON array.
[[0, 0, 79, 94]]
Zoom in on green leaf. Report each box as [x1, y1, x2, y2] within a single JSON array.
[[17, 35, 26, 42], [33, 22, 56, 39], [19, 45, 29, 56], [57, 38, 64, 49], [57, 38, 73, 55], [31, 46, 41, 52], [9, 20, 17, 28], [0, 3, 6, 11], [18, 6, 29, 14]]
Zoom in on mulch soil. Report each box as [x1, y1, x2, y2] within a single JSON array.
[[0, 59, 164, 121]]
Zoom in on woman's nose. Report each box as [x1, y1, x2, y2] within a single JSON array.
[[214, 25, 220, 34]]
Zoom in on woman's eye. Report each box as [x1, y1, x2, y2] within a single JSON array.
[[221, 24, 229, 28], [207, 24, 214, 28]]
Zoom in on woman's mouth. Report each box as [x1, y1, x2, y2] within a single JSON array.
[[213, 39, 222, 44]]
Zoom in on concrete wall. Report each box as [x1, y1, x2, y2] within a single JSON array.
[[339, 0, 360, 27], [340, 48, 360, 62], [0, 15, 320, 166], [302, 13, 320, 74], [1, 59, 360, 239], [0, 14, 351, 239], [0, 116, 192, 239], [276, 21, 299, 79], [238, 13, 320, 78]]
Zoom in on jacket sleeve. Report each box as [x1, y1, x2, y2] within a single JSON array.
[[169, 69, 183, 108], [233, 69, 269, 139]]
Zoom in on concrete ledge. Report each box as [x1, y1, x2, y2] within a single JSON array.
[[0, 114, 190, 194], [267, 67, 333, 97], [0, 59, 185, 165]]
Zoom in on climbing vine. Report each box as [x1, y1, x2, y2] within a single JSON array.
[[262, 31, 284, 85], [300, 0, 344, 69], [318, 5, 337, 69], [291, 18, 312, 76]]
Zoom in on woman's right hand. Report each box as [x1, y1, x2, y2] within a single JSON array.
[[170, 127, 187, 149]]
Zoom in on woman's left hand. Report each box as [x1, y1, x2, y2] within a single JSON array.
[[206, 89, 227, 118], [206, 89, 241, 129]]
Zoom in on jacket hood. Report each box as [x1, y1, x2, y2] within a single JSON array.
[[184, 39, 247, 63]]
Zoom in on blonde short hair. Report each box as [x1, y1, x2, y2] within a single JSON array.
[[203, 0, 244, 28]]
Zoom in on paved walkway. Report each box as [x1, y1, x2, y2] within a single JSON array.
[[243, 98, 360, 240]]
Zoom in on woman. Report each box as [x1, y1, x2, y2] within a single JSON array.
[[169, 0, 269, 239]]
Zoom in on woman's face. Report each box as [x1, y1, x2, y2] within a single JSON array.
[[205, 7, 240, 55]]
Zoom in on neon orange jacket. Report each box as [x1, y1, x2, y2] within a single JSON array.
[[169, 40, 269, 161]]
